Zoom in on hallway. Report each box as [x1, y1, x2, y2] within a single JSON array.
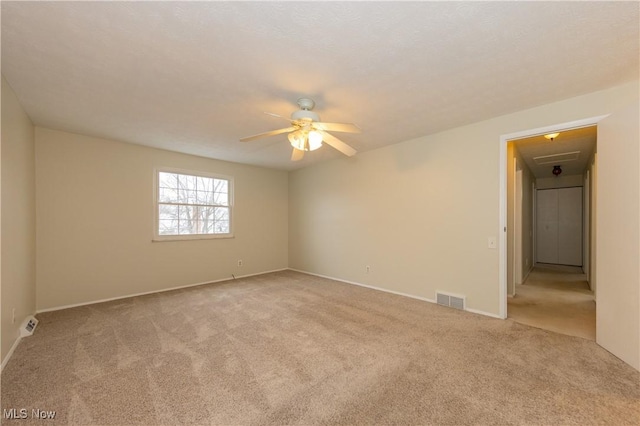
[[507, 264, 595, 340]]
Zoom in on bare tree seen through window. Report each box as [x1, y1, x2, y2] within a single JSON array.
[[158, 172, 230, 236]]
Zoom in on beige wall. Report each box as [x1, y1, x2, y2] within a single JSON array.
[[1, 76, 36, 364], [35, 128, 288, 310], [596, 100, 640, 370], [289, 81, 638, 318]]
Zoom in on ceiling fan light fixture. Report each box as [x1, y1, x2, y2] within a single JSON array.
[[288, 131, 305, 151], [308, 130, 323, 151], [544, 132, 560, 141], [288, 130, 323, 151]]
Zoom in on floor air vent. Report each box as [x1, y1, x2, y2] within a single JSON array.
[[436, 292, 466, 310], [20, 316, 39, 337]]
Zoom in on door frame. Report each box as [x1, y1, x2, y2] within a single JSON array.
[[514, 167, 523, 287], [584, 170, 590, 283], [498, 114, 608, 319]]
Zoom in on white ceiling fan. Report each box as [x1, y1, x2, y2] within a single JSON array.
[[240, 98, 360, 161]]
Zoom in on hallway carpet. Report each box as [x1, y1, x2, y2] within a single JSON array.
[[2, 270, 638, 425], [508, 264, 595, 340]]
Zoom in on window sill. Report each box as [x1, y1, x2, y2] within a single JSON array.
[[152, 234, 235, 242]]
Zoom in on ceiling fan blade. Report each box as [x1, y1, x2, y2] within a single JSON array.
[[240, 126, 297, 142], [320, 131, 357, 157], [264, 112, 295, 123], [313, 122, 361, 133], [291, 147, 305, 161]]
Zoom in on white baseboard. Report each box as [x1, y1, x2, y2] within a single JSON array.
[[36, 268, 288, 314], [12, 267, 501, 369], [1, 335, 23, 372], [35, 265, 501, 319], [288, 268, 502, 320], [465, 307, 503, 319]]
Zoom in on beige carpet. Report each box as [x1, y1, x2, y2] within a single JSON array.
[[508, 264, 596, 340], [2, 270, 638, 425]]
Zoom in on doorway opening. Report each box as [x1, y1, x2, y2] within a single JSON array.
[[507, 126, 596, 339], [498, 116, 606, 339], [508, 264, 595, 339]]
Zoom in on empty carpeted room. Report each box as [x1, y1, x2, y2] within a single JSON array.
[[1, 2, 639, 425]]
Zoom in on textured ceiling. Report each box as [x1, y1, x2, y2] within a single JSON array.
[[513, 126, 597, 179], [1, 2, 638, 171]]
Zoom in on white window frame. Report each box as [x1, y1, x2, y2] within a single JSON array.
[[153, 167, 234, 241]]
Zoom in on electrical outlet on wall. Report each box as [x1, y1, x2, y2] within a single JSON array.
[[366, 265, 370, 273], [237, 259, 243, 267]]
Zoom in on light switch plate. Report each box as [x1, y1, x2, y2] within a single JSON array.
[[488, 237, 497, 249]]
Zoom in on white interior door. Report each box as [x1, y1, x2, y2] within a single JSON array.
[[536, 187, 582, 266], [558, 187, 583, 266], [536, 189, 559, 264]]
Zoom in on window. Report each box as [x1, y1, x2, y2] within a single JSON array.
[[155, 169, 233, 240]]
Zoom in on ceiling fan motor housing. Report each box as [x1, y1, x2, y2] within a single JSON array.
[[291, 109, 320, 122], [291, 98, 320, 122]]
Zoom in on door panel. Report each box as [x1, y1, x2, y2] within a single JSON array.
[[558, 187, 583, 266], [536, 189, 559, 264]]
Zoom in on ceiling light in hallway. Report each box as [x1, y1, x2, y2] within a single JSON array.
[[544, 132, 560, 141]]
